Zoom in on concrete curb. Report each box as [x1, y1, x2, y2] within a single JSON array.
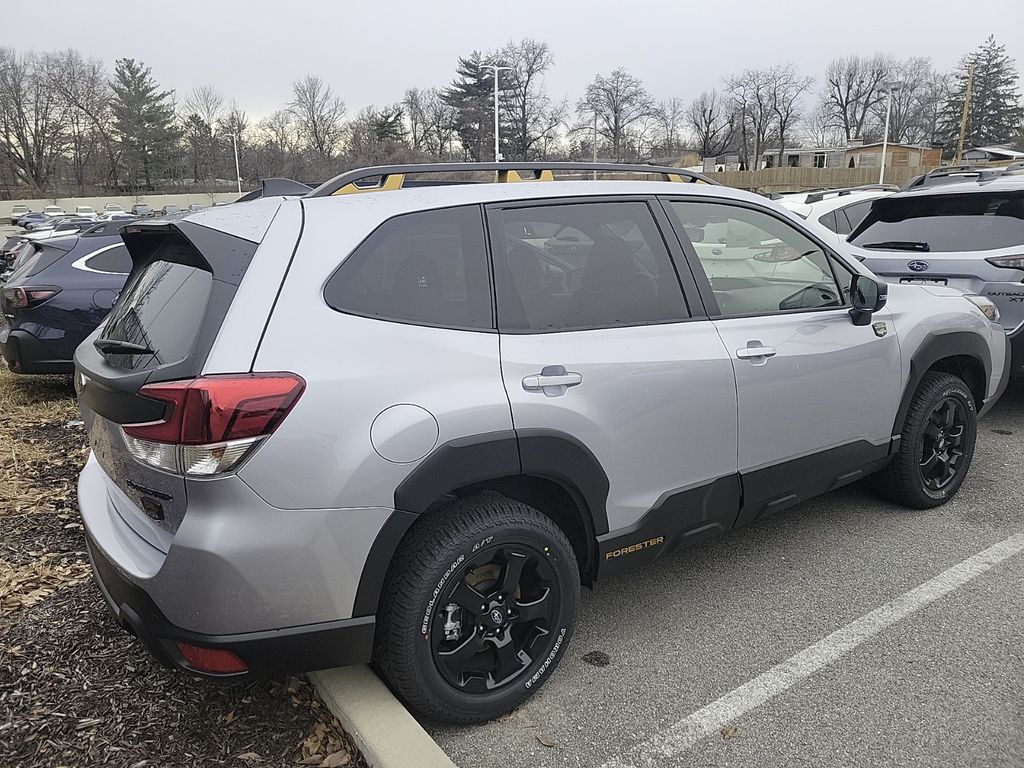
[[311, 666, 458, 768]]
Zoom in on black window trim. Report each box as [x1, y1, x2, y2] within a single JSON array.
[[657, 195, 856, 321], [321, 202, 498, 334], [483, 194, 707, 335]]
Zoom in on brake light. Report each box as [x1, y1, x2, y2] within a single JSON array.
[[121, 373, 304, 476], [2, 286, 60, 309], [985, 255, 1024, 270]]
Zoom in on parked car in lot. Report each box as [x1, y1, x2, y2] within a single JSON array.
[[42, 204, 64, 217], [1, 228, 132, 373], [850, 177, 1024, 373], [774, 185, 896, 250], [74, 205, 98, 218], [9, 204, 31, 225], [159, 204, 181, 216], [15, 212, 48, 229], [104, 203, 126, 214], [74, 162, 1008, 724], [130, 204, 153, 217], [23, 217, 96, 241]]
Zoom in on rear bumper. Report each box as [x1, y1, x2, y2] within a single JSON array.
[[86, 530, 375, 677], [0, 326, 74, 374]]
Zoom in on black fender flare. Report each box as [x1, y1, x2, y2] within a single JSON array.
[[893, 330, 991, 437], [351, 429, 610, 617]]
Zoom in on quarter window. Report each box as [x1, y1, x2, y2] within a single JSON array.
[[84, 245, 132, 273], [668, 201, 846, 316], [324, 206, 492, 330], [491, 201, 688, 331]]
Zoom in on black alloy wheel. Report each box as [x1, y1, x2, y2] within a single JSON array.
[[919, 397, 968, 491], [431, 544, 559, 692]]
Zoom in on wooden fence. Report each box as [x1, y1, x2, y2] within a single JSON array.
[[706, 165, 945, 193]]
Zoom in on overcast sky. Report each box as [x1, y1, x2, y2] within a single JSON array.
[[6, 0, 1023, 119]]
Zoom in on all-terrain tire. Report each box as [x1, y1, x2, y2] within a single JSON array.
[[872, 371, 977, 509], [375, 495, 579, 724]]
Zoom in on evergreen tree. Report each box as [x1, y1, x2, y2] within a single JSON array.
[[110, 58, 179, 189], [443, 52, 509, 161], [940, 36, 1023, 154]]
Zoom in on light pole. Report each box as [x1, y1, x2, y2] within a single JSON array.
[[878, 80, 903, 185], [488, 64, 511, 162], [229, 133, 242, 195]]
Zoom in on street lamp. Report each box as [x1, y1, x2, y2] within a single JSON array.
[[487, 64, 511, 162], [878, 80, 903, 185], [228, 133, 242, 195]]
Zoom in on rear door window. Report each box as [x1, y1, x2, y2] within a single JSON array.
[[100, 261, 213, 370], [850, 192, 1024, 251], [324, 205, 492, 330], [490, 201, 688, 332]]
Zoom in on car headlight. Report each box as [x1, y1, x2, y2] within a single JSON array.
[[965, 295, 1000, 323]]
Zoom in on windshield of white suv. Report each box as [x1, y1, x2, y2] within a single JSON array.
[[850, 191, 1024, 252]]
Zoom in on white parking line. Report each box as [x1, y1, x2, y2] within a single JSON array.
[[602, 531, 1024, 768]]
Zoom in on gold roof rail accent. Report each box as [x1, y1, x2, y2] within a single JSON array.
[[308, 162, 718, 197], [332, 173, 406, 195]]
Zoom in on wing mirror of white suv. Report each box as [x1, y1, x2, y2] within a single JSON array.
[[849, 274, 887, 326]]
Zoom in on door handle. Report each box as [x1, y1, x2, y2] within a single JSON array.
[[522, 365, 582, 396], [735, 344, 777, 360]]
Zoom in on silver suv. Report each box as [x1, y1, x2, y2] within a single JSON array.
[[75, 163, 1009, 724], [849, 177, 1024, 372]]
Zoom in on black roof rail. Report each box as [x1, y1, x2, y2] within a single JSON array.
[[803, 184, 898, 204], [236, 177, 315, 203], [901, 166, 1011, 190], [306, 162, 718, 198]]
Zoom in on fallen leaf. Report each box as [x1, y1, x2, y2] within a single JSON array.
[[321, 751, 350, 767], [236, 752, 262, 764], [536, 733, 557, 748], [224, 710, 236, 723], [720, 725, 737, 739]]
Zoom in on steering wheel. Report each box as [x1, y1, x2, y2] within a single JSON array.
[[779, 282, 841, 311]]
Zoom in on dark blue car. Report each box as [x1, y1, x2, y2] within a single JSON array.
[[0, 228, 132, 374]]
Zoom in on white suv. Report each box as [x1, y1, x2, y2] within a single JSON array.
[[774, 186, 896, 251]]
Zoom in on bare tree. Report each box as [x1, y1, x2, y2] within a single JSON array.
[[420, 87, 458, 159], [686, 90, 735, 159], [403, 87, 427, 151], [868, 57, 939, 144], [725, 69, 777, 169], [184, 85, 224, 132], [577, 68, 656, 160], [821, 54, 893, 141], [289, 74, 346, 161], [769, 63, 814, 167], [497, 38, 557, 160], [800, 96, 846, 147], [0, 48, 67, 193], [45, 49, 117, 188], [657, 97, 686, 155]]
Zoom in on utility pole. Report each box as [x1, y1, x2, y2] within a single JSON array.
[[592, 111, 598, 180], [488, 64, 511, 162], [229, 133, 242, 195], [954, 62, 975, 166], [878, 80, 902, 185]]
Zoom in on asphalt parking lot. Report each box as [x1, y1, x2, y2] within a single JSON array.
[[429, 381, 1024, 768]]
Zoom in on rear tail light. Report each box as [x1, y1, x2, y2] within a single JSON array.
[[2, 286, 60, 309], [121, 373, 305, 476], [985, 255, 1024, 270]]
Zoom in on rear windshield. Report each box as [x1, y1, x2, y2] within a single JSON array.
[[7, 243, 68, 280], [99, 260, 213, 370], [850, 191, 1024, 252]]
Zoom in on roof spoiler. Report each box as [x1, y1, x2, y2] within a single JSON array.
[[236, 178, 315, 203], [306, 162, 718, 197]]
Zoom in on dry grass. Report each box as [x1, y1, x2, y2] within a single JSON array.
[[0, 368, 365, 767]]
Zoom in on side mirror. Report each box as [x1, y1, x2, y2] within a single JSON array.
[[849, 274, 887, 326]]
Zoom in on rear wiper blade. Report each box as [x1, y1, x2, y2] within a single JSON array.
[[94, 339, 155, 355], [860, 241, 930, 252]]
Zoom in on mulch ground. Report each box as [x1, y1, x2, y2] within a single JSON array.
[[0, 370, 365, 768]]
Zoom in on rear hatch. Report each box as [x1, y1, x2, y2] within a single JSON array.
[[850, 188, 1024, 333], [75, 219, 261, 546]]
